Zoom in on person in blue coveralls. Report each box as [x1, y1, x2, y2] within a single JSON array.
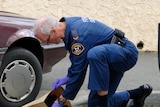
[[33, 16, 152, 107]]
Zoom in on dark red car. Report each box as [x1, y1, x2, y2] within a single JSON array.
[[0, 11, 67, 107]]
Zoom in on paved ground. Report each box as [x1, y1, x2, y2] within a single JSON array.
[[36, 51, 160, 107]]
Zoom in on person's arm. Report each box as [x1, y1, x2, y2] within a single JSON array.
[[62, 52, 88, 100]]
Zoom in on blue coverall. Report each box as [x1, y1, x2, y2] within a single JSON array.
[[61, 17, 138, 107]]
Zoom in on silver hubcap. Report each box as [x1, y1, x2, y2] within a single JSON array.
[[0, 60, 36, 102]]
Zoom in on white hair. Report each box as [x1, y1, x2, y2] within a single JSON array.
[[33, 16, 58, 35]]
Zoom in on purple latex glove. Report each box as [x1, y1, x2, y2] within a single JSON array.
[[52, 102, 62, 107], [52, 76, 69, 90]]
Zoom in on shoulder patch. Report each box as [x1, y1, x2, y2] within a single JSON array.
[[71, 43, 85, 55], [71, 29, 79, 41]]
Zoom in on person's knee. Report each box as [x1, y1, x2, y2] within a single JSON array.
[[87, 46, 106, 60]]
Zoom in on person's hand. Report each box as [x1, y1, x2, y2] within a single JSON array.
[[52, 76, 69, 90], [52, 102, 63, 107]]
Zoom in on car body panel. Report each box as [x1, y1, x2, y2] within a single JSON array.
[[42, 43, 67, 73]]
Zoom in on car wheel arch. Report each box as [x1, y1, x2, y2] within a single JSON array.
[[7, 37, 44, 69]]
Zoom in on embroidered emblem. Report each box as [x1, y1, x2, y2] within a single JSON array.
[[71, 29, 79, 41], [71, 43, 85, 55], [73, 36, 79, 41]]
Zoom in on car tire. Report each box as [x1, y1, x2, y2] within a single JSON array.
[[0, 47, 42, 107]]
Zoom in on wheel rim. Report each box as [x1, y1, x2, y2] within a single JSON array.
[[0, 60, 36, 102]]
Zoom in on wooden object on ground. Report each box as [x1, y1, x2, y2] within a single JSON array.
[[23, 87, 71, 107]]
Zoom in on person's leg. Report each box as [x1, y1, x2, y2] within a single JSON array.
[[87, 45, 111, 107], [88, 90, 108, 107], [107, 62, 130, 107], [87, 43, 138, 107], [88, 90, 99, 107], [108, 91, 130, 107], [88, 91, 130, 107], [87, 44, 135, 107]]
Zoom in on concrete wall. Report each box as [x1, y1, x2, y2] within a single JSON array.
[[0, 0, 160, 51]]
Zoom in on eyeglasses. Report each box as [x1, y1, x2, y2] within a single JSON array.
[[47, 33, 51, 44], [46, 30, 53, 44]]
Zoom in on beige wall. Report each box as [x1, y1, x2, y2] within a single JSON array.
[[0, 0, 160, 51]]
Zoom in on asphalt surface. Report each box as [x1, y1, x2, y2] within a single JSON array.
[[37, 51, 160, 107]]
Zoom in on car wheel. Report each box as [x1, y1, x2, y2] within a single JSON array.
[[0, 47, 42, 107]]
